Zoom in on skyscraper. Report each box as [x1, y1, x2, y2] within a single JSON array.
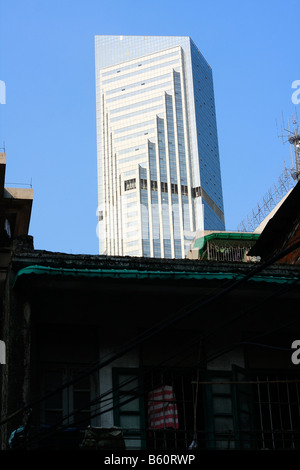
[[95, 35, 225, 258]]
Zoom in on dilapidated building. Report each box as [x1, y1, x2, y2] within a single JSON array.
[[1, 234, 300, 450], [1, 163, 300, 451]]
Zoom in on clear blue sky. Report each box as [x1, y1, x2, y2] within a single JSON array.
[[0, 0, 299, 255]]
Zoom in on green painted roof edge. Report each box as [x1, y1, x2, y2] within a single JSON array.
[[193, 232, 261, 252], [12, 264, 298, 287]]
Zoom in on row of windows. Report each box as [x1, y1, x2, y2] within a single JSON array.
[[118, 144, 147, 156], [110, 95, 163, 115], [106, 81, 172, 104], [123, 169, 138, 177], [102, 50, 179, 78], [102, 59, 179, 85], [125, 220, 136, 228], [126, 239, 139, 248], [126, 210, 138, 219], [125, 201, 137, 209], [124, 227, 139, 238], [110, 104, 163, 122], [123, 192, 136, 200], [115, 128, 155, 143], [105, 73, 170, 96], [124, 177, 205, 200], [45, 361, 300, 449], [114, 119, 154, 135], [119, 153, 147, 165], [124, 179, 137, 191], [140, 178, 189, 196]]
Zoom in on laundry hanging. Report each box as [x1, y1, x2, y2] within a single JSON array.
[[148, 385, 179, 430]]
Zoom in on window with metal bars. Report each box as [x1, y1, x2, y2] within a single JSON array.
[[205, 368, 300, 450], [124, 179, 136, 191], [113, 367, 300, 450], [203, 241, 252, 262], [144, 368, 205, 450], [252, 373, 300, 450], [113, 368, 204, 450]]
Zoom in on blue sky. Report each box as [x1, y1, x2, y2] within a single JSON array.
[[0, 0, 299, 255]]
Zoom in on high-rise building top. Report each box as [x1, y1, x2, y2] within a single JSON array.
[[95, 35, 225, 258]]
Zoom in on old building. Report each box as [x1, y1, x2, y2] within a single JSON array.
[[0, 151, 33, 369], [1, 234, 300, 451], [0, 152, 33, 289]]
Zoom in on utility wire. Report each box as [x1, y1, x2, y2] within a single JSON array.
[[2, 237, 300, 429], [206, 311, 300, 365], [19, 297, 300, 449], [203, 276, 300, 346], [20, 279, 300, 449], [20, 335, 205, 448]]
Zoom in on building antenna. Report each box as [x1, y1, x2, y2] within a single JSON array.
[[277, 110, 300, 181], [237, 114, 299, 232]]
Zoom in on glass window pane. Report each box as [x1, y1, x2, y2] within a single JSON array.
[[119, 396, 140, 412], [120, 414, 141, 429]]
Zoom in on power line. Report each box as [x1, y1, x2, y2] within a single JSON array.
[[2, 237, 300, 430], [18, 277, 300, 449], [206, 312, 300, 366]]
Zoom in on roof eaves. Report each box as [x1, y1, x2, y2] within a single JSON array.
[[12, 264, 298, 288]]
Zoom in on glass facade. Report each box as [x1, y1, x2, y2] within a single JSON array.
[[95, 35, 225, 258]]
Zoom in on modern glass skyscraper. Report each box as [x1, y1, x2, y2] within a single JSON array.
[[95, 35, 225, 258]]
